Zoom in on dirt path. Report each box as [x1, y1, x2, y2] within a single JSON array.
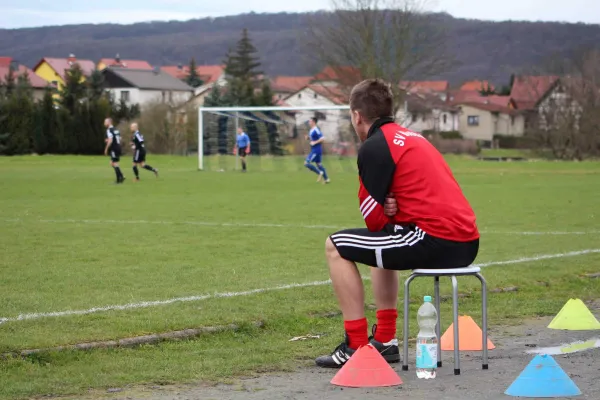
[[71, 314, 600, 400]]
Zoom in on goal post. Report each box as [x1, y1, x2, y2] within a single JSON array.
[[197, 105, 352, 171]]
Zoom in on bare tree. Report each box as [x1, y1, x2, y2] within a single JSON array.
[[526, 48, 600, 160], [304, 0, 454, 113]]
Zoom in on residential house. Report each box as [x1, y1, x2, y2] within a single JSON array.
[[460, 80, 495, 92], [97, 55, 153, 70], [270, 76, 313, 101], [0, 57, 50, 100], [33, 54, 95, 95], [284, 84, 351, 142], [455, 102, 525, 143], [312, 65, 361, 88], [161, 64, 226, 90], [102, 67, 194, 108], [397, 92, 459, 133], [400, 80, 449, 101], [509, 75, 561, 130], [510, 75, 559, 110]]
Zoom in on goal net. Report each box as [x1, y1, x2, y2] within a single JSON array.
[[197, 105, 357, 172]]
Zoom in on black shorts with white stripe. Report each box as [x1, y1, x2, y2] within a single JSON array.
[[329, 223, 479, 270], [133, 149, 146, 163]]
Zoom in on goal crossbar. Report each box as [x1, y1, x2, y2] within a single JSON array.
[[197, 105, 351, 170]]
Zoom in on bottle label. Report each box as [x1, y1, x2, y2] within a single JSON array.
[[416, 343, 437, 369]]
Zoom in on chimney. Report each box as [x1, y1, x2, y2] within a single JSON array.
[[177, 63, 183, 70], [153, 66, 160, 74], [115, 53, 121, 63], [67, 53, 76, 65]]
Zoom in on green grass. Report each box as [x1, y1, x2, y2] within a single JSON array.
[[0, 154, 599, 399]]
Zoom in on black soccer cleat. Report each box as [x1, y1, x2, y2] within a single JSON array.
[[315, 334, 356, 368], [368, 324, 401, 363]]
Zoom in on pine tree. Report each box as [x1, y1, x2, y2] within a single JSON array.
[[60, 64, 86, 113], [257, 80, 274, 106], [4, 64, 16, 96], [224, 29, 264, 106], [16, 70, 33, 98], [88, 69, 105, 101], [185, 58, 204, 88], [232, 29, 262, 81]]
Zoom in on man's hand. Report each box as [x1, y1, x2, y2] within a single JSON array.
[[384, 194, 398, 217]]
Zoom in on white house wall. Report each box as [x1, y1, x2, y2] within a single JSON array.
[[284, 87, 349, 142], [108, 87, 192, 108]]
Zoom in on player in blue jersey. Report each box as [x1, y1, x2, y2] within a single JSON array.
[[235, 126, 251, 172], [304, 117, 330, 184]]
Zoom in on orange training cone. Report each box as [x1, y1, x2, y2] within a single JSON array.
[[441, 315, 495, 351], [330, 344, 403, 387]]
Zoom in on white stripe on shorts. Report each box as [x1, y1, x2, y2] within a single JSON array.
[[331, 226, 426, 250]]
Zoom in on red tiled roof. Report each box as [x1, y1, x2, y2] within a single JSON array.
[[401, 80, 449, 93], [510, 75, 559, 110], [460, 80, 495, 91], [448, 90, 511, 107], [306, 84, 348, 105], [34, 57, 96, 80], [458, 102, 518, 115], [161, 65, 225, 84], [99, 58, 153, 70], [0, 57, 12, 67], [0, 65, 49, 88], [271, 76, 313, 93], [313, 66, 362, 86]]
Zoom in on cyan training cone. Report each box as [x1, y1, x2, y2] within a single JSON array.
[[504, 354, 581, 397], [548, 298, 600, 330], [330, 344, 402, 387]]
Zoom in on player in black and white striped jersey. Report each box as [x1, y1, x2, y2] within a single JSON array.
[[104, 118, 125, 184], [130, 123, 159, 181]]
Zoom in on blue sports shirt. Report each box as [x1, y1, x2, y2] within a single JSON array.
[[236, 132, 250, 148], [309, 127, 323, 153]]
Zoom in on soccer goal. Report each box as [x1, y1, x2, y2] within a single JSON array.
[[197, 105, 354, 171]]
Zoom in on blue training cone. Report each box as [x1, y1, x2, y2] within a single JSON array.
[[505, 354, 581, 397]]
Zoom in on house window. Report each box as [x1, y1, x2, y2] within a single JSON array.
[[467, 116, 479, 126], [169, 91, 173, 102], [443, 114, 447, 124], [314, 93, 318, 99], [298, 93, 302, 99], [120, 91, 130, 102], [510, 116, 515, 125], [412, 113, 418, 122], [162, 91, 166, 102]]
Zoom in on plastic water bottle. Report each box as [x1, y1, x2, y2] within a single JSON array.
[[416, 295, 438, 379]]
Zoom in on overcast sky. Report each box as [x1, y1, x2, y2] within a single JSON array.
[[0, 0, 598, 29]]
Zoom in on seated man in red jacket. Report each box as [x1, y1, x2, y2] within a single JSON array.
[[315, 79, 480, 368]]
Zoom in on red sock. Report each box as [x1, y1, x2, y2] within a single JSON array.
[[344, 318, 369, 350], [374, 309, 398, 343]]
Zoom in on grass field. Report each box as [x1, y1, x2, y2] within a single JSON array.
[[1, 154, 600, 399]]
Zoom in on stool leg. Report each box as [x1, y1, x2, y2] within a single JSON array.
[[434, 276, 442, 368], [451, 275, 460, 375], [476, 272, 489, 370], [403, 275, 416, 371]]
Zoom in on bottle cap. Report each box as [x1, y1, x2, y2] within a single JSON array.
[[424, 296, 432, 302]]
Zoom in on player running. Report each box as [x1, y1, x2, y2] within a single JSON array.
[[316, 79, 480, 368], [304, 117, 330, 184], [130, 123, 159, 181], [103, 118, 125, 184], [235, 127, 251, 172]]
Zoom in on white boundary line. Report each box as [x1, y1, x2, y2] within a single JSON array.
[[1, 248, 599, 325], [3, 218, 600, 235]]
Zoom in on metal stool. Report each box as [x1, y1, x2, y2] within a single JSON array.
[[402, 266, 488, 375]]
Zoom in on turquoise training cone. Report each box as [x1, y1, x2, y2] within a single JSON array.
[[505, 354, 581, 397]]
